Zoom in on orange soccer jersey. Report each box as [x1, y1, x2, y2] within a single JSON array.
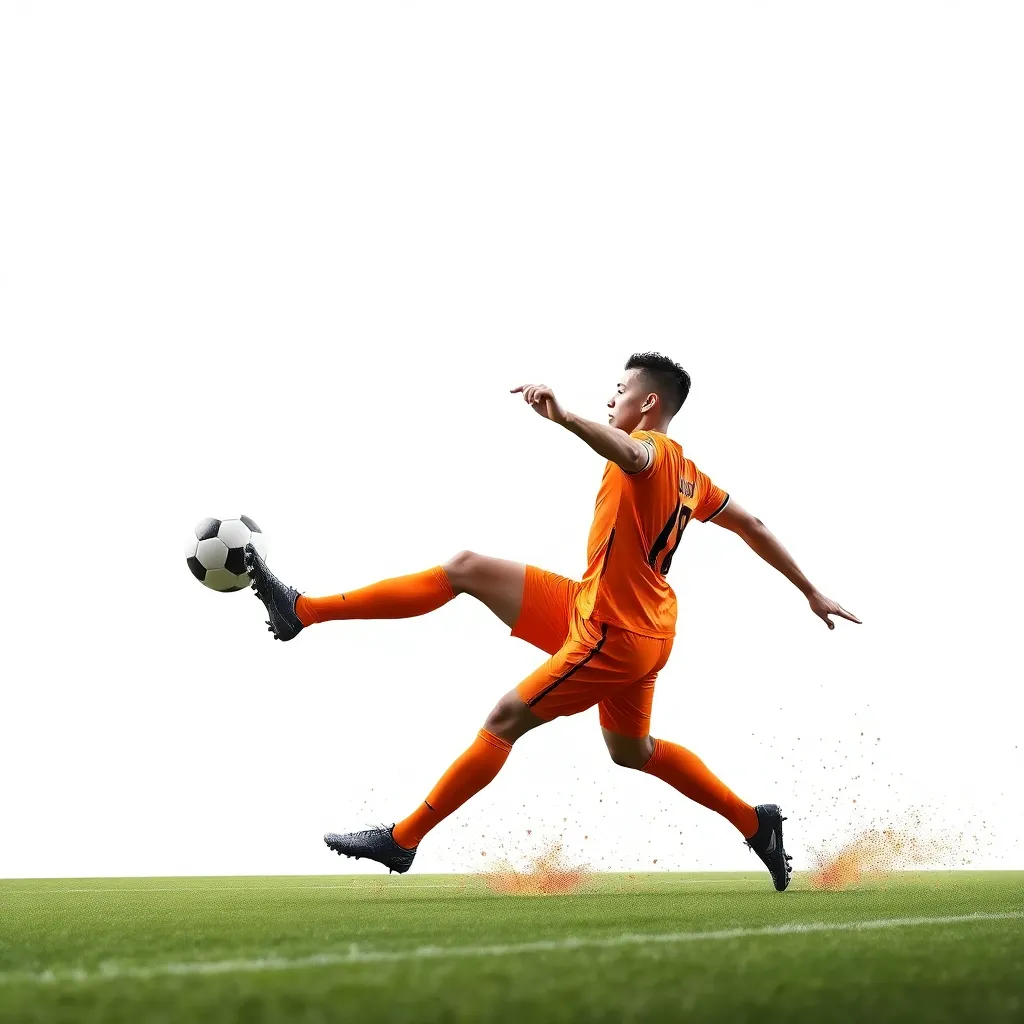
[[511, 431, 729, 736], [575, 430, 730, 638]]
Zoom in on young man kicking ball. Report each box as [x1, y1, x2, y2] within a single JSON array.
[[245, 352, 860, 891]]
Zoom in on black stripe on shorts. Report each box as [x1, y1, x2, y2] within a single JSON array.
[[526, 623, 609, 708]]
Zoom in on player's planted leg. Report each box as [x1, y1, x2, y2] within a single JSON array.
[[325, 693, 542, 873], [605, 729, 792, 891], [244, 544, 305, 641]]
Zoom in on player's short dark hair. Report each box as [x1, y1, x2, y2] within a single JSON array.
[[625, 352, 691, 417]]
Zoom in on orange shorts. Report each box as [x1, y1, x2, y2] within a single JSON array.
[[510, 565, 673, 738]]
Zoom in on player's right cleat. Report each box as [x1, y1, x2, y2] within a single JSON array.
[[745, 803, 793, 892], [324, 826, 417, 874], [244, 544, 304, 642]]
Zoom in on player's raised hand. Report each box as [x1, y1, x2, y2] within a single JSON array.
[[808, 590, 862, 630], [511, 384, 570, 426]]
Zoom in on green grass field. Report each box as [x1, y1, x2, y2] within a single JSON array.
[[2, 871, 1022, 1023]]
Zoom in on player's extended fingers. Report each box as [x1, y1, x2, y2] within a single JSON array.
[[510, 385, 526, 394], [837, 607, 862, 623]]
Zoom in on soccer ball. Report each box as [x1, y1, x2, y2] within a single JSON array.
[[185, 515, 268, 592]]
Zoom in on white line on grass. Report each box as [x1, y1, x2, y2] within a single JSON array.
[[1, 912, 1021, 986]]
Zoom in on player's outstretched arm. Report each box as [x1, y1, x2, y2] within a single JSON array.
[[510, 384, 650, 473], [712, 500, 861, 630]]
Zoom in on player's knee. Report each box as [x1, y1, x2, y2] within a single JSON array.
[[606, 736, 654, 771], [483, 693, 538, 743], [609, 749, 646, 770], [443, 550, 481, 593], [483, 697, 519, 738]]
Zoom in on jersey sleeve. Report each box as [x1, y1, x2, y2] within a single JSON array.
[[625, 430, 664, 481], [693, 468, 730, 522]]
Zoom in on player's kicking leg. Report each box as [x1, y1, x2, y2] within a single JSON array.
[[244, 546, 526, 641], [602, 727, 793, 891]]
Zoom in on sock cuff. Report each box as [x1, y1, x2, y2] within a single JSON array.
[[477, 728, 513, 753], [641, 737, 665, 774], [432, 565, 456, 601]]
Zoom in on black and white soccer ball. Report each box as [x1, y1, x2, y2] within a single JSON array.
[[185, 515, 268, 592]]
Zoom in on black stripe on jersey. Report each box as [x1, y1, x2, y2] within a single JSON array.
[[703, 494, 731, 522], [599, 529, 616, 578]]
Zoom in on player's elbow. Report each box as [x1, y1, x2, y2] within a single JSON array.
[[725, 507, 765, 538], [737, 515, 767, 541]]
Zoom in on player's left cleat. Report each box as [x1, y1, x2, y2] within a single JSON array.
[[244, 544, 304, 641], [745, 803, 793, 891], [324, 825, 417, 874]]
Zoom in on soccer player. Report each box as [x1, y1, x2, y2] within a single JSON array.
[[245, 352, 860, 891]]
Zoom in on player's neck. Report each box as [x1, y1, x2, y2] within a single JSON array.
[[638, 415, 671, 434]]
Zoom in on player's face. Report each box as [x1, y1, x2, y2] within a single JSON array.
[[607, 370, 650, 432]]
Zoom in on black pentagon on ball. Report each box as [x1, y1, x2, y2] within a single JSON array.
[[224, 546, 248, 575], [186, 556, 207, 581], [195, 517, 221, 541], [240, 515, 261, 534]]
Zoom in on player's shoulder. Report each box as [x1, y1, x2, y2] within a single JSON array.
[[630, 429, 680, 451], [627, 430, 681, 480]]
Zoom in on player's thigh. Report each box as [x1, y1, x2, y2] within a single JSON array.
[[517, 622, 632, 721], [598, 635, 672, 739], [443, 551, 526, 629], [599, 674, 658, 741], [510, 566, 581, 655], [515, 633, 608, 721]]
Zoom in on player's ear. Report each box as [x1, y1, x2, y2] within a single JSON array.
[[641, 392, 658, 413]]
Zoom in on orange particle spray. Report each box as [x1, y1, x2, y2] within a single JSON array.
[[483, 842, 591, 896], [809, 817, 965, 891]]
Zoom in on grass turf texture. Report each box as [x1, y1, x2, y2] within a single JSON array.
[[1, 872, 1022, 1023]]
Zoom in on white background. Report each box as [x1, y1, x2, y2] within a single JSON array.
[[1, 2, 1021, 879]]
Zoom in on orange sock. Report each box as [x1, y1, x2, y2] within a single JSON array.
[[392, 730, 512, 849], [295, 566, 455, 627], [642, 738, 758, 838]]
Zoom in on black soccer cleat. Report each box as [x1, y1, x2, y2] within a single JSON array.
[[745, 803, 793, 891], [244, 544, 304, 642], [324, 825, 417, 875]]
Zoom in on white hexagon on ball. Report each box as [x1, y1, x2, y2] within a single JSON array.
[[218, 519, 251, 549], [196, 537, 229, 570], [204, 568, 243, 592]]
